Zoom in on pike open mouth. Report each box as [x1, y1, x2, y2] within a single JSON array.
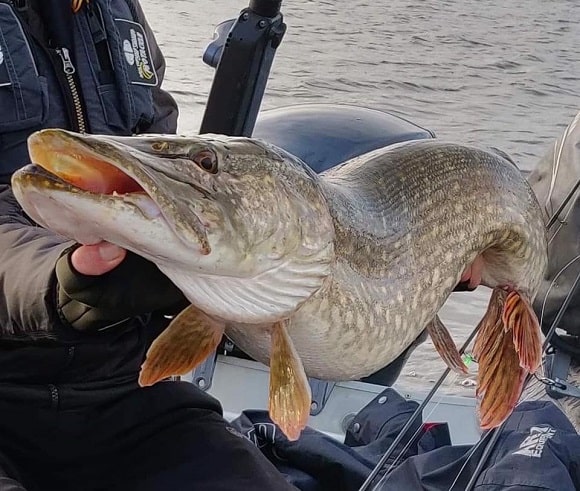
[[18, 129, 211, 254], [25, 130, 162, 220]]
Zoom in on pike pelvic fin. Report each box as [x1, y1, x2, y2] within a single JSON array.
[[139, 304, 225, 387], [473, 288, 541, 429], [268, 321, 312, 441], [427, 315, 468, 375]]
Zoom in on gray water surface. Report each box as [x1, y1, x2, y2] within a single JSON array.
[[140, 0, 579, 395]]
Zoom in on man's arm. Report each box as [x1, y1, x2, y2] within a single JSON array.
[[0, 185, 73, 337], [131, 0, 179, 134]]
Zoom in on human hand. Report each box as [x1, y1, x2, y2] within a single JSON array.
[[454, 256, 484, 292], [56, 242, 187, 331], [71, 242, 127, 276]]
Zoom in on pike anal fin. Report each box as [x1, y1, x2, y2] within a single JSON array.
[[139, 304, 225, 387], [268, 321, 312, 441], [427, 315, 468, 375], [473, 288, 542, 429]]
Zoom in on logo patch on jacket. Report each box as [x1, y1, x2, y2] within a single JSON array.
[[513, 425, 556, 458], [115, 19, 158, 87], [246, 423, 277, 449]]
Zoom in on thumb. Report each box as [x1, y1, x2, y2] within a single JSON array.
[[71, 242, 127, 276]]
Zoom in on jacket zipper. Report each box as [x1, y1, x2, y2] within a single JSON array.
[[5, 1, 89, 133], [56, 47, 87, 133]]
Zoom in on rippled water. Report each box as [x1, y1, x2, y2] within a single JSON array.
[[140, 0, 579, 395]]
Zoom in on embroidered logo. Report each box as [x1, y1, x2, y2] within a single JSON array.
[[129, 28, 154, 80], [513, 425, 556, 458], [115, 19, 158, 86], [246, 423, 277, 449]]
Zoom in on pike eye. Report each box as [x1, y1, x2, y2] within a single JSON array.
[[191, 149, 218, 174]]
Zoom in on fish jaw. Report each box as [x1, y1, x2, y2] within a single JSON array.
[[12, 164, 204, 270], [13, 129, 336, 324]]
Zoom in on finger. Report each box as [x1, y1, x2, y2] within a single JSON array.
[[71, 242, 127, 276], [468, 255, 484, 289], [460, 264, 472, 284], [459, 256, 484, 291]]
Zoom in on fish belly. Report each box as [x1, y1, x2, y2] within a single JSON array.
[[225, 300, 425, 381]]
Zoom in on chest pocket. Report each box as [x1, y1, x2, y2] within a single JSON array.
[[74, 0, 156, 135], [0, 3, 47, 132]]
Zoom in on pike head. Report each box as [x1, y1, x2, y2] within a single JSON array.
[[12, 130, 335, 323]]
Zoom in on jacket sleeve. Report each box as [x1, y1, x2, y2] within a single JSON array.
[[131, 0, 179, 135], [0, 185, 74, 337]]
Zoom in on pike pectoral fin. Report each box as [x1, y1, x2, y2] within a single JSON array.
[[268, 321, 311, 441], [473, 288, 541, 429], [139, 305, 225, 387], [427, 315, 468, 375]]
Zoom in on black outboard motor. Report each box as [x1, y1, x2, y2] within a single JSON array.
[[254, 104, 434, 173], [199, 0, 434, 174]]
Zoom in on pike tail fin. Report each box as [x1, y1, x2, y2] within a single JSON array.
[[473, 288, 542, 429], [503, 291, 542, 372]]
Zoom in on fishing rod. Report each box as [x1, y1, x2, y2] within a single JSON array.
[[200, 0, 286, 136], [542, 146, 580, 357], [358, 325, 481, 491], [546, 178, 580, 230]]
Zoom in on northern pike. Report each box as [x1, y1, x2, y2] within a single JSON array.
[[12, 129, 548, 440]]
